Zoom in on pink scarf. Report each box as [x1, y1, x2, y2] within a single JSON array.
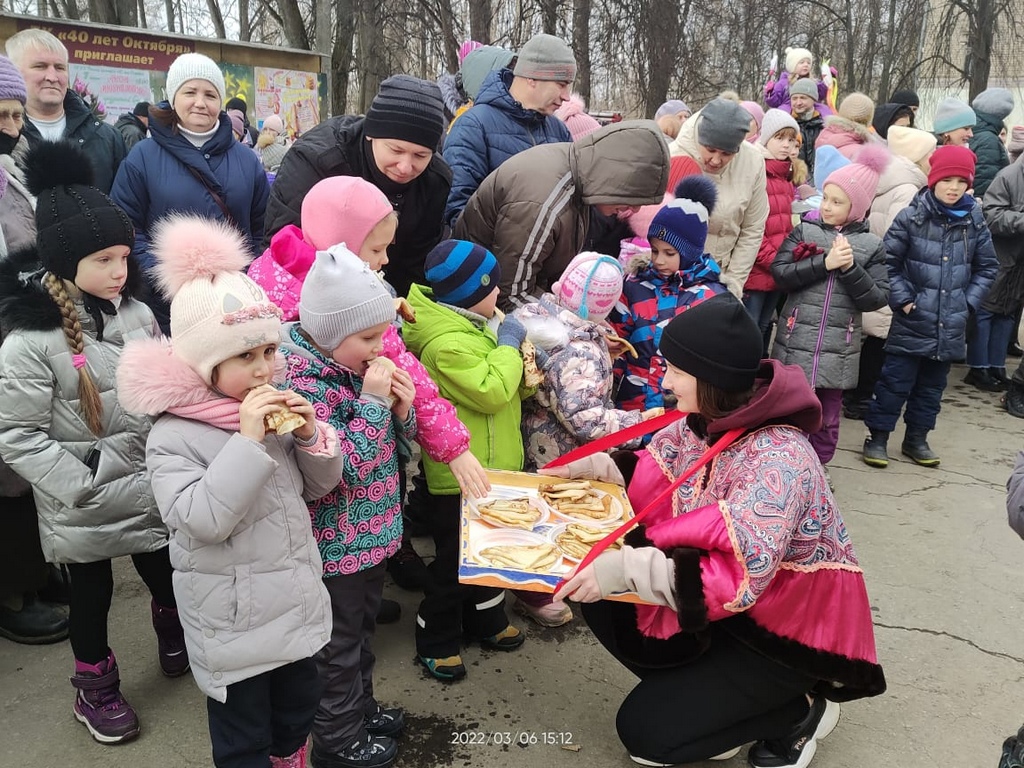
[[169, 398, 241, 431]]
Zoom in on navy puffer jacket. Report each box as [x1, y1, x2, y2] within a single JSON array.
[[443, 69, 570, 227], [110, 106, 269, 333], [883, 189, 998, 360]]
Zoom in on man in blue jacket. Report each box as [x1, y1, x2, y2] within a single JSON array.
[[443, 33, 575, 228], [6, 29, 126, 193]]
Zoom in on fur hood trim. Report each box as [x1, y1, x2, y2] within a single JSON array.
[[118, 336, 287, 416], [822, 115, 873, 142], [0, 244, 147, 333]]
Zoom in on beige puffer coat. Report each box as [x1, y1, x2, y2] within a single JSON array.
[[455, 120, 669, 310], [669, 110, 769, 298]]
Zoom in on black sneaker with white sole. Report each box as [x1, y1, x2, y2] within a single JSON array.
[[747, 697, 840, 768], [365, 702, 404, 737], [311, 734, 398, 768]]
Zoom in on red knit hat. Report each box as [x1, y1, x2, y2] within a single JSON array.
[[927, 145, 976, 188]]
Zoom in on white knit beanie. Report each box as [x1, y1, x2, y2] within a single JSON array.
[[757, 108, 800, 146], [165, 53, 226, 105], [887, 126, 937, 164], [150, 214, 283, 385], [299, 244, 395, 350], [785, 47, 813, 74]]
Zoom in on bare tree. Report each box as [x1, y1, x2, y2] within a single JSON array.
[[468, 0, 492, 43], [571, 0, 591, 102]]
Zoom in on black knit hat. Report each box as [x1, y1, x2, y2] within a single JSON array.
[[364, 74, 445, 151], [24, 141, 135, 281], [658, 294, 762, 391], [889, 88, 919, 108], [132, 101, 151, 117]]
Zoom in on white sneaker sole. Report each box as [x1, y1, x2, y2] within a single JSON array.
[[629, 745, 741, 766], [74, 704, 140, 744], [749, 699, 841, 768]]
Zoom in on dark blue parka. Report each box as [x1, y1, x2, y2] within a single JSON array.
[[110, 105, 269, 332], [883, 189, 997, 360], [969, 110, 1010, 199], [443, 68, 571, 227]]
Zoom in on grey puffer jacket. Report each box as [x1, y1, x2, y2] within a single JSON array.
[[981, 161, 1024, 315], [1008, 451, 1024, 539], [0, 247, 164, 563], [771, 219, 889, 389], [117, 337, 338, 701]]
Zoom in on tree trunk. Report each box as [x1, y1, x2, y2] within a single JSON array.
[[468, 0, 491, 43], [876, 0, 899, 101], [280, 0, 311, 49], [206, 0, 226, 38], [643, 0, 679, 117], [239, 0, 250, 41], [540, 0, 558, 35], [572, 0, 591, 102], [331, 0, 356, 115], [314, 0, 331, 54], [165, 0, 175, 32], [357, 0, 384, 113], [967, 0, 996, 100], [137, 0, 147, 27]]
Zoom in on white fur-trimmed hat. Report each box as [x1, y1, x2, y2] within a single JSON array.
[[785, 47, 814, 73]]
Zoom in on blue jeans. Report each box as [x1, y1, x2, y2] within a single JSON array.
[[743, 290, 780, 355], [966, 309, 1016, 369], [865, 353, 951, 434]]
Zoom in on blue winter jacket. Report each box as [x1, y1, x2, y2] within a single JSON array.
[[883, 189, 998, 361], [110, 106, 269, 333], [443, 69, 571, 227]]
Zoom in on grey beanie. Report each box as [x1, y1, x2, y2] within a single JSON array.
[[299, 244, 395, 350], [932, 97, 976, 134], [789, 78, 819, 100], [655, 99, 691, 120], [971, 87, 1014, 121], [696, 98, 751, 153], [461, 45, 516, 101], [513, 33, 577, 82]]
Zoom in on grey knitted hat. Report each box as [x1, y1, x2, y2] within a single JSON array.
[[513, 33, 577, 82], [696, 98, 750, 153], [932, 97, 976, 134], [971, 87, 1014, 121], [299, 244, 395, 350], [789, 79, 819, 100]]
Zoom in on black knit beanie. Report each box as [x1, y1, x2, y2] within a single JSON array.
[[24, 141, 135, 281], [364, 74, 445, 151], [658, 294, 762, 391]]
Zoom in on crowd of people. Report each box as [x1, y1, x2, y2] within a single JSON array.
[[1, 23, 1023, 768]]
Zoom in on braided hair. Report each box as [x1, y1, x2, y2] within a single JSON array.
[[43, 272, 104, 435]]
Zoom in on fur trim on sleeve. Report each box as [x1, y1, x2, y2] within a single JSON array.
[[671, 547, 709, 633]]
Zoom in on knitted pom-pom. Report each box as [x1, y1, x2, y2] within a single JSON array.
[[150, 214, 252, 299], [851, 143, 891, 175], [23, 140, 97, 197], [555, 93, 587, 121], [674, 176, 718, 216]]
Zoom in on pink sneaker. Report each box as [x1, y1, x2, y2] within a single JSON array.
[[270, 743, 308, 768], [513, 597, 573, 627]]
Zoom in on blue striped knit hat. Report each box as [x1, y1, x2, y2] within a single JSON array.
[[647, 176, 717, 264], [425, 239, 501, 309]]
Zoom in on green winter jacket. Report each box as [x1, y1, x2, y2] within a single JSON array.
[[402, 284, 526, 495]]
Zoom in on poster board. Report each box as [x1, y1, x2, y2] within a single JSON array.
[[254, 66, 320, 138]]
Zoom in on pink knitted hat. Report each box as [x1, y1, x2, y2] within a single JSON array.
[[555, 94, 601, 141], [262, 114, 284, 134], [301, 177, 395, 253], [823, 144, 890, 223], [552, 251, 624, 321]]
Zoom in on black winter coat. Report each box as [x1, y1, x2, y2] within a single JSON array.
[[797, 112, 825, 178], [263, 115, 452, 298], [884, 189, 998, 360], [20, 91, 127, 193], [981, 161, 1024, 315]]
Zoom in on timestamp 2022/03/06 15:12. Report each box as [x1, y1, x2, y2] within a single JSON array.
[[450, 730, 577, 747]]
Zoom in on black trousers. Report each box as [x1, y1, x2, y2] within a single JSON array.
[[313, 564, 385, 752], [581, 601, 815, 765], [207, 657, 321, 768], [65, 547, 176, 663], [0, 494, 48, 600], [844, 335, 887, 411], [415, 493, 506, 658]]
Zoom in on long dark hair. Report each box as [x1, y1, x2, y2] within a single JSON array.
[[148, 104, 179, 134]]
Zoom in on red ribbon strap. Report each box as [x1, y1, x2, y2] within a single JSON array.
[[543, 409, 684, 469], [551, 426, 745, 593]]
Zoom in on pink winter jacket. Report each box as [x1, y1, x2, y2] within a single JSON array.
[[247, 228, 471, 464]]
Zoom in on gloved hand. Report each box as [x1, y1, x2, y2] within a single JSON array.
[[497, 315, 527, 349], [538, 452, 625, 486]]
